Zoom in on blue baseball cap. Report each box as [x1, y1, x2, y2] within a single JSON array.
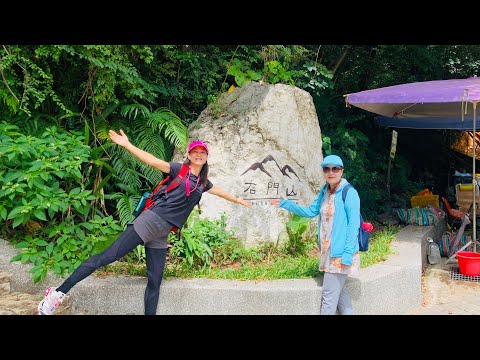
[[321, 154, 344, 168]]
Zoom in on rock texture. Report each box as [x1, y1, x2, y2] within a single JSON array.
[[176, 81, 324, 246]]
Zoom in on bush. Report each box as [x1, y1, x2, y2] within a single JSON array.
[[1, 122, 123, 283]]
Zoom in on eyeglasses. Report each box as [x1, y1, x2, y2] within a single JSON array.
[[322, 166, 343, 173]]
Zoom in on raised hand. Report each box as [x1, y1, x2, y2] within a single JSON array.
[[109, 129, 130, 148]]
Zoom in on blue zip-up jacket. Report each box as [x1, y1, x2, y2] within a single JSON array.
[[279, 178, 360, 266]]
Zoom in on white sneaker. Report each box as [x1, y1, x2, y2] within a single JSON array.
[[37, 287, 65, 315]]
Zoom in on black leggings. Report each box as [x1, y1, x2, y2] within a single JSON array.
[[56, 225, 168, 315]]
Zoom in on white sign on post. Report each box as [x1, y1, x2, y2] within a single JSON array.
[[390, 130, 398, 159]]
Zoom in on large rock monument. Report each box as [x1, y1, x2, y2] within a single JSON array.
[[176, 81, 324, 247]]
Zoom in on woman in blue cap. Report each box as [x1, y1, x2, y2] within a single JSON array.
[[37, 129, 252, 315], [272, 154, 360, 315]]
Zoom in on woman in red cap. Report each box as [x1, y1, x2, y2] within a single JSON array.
[[37, 129, 251, 315]]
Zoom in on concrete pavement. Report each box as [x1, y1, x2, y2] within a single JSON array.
[[407, 262, 480, 315]]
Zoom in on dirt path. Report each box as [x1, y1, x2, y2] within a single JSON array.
[[0, 272, 72, 315]]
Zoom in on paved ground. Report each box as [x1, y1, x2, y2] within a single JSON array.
[[1, 260, 479, 315], [407, 261, 480, 315]]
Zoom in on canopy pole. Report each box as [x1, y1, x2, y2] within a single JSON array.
[[449, 101, 480, 263], [474, 102, 477, 252]]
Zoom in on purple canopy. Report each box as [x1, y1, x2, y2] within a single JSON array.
[[345, 77, 480, 252], [345, 77, 480, 118]]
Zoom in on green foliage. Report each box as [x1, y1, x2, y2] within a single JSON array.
[[168, 225, 399, 280], [100, 222, 398, 280], [0, 45, 160, 121], [11, 215, 122, 283], [227, 59, 297, 87], [227, 58, 262, 87], [0, 45, 72, 116], [167, 253, 321, 280], [52, 45, 158, 110], [206, 94, 224, 120], [110, 192, 138, 228], [144, 45, 240, 122], [4, 44, 480, 282], [117, 104, 187, 170], [0, 123, 123, 283], [0, 123, 93, 228], [284, 214, 312, 256], [168, 210, 236, 268], [322, 135, 332, 155], [294, 61, 334, 97], [225, 46, 335, 96], [262, 61, 295, 85]]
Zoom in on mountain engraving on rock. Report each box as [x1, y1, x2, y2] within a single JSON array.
[[241, 155, 300, 180]]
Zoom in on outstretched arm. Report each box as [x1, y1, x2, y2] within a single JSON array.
[[271, 192, 322, 218], [109, 129, 170, 173], [207, 185, 252, 208]]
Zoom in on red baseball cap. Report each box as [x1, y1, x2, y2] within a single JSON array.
[[187, 140, 209, 154]]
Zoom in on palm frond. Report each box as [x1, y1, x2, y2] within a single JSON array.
[[114, 192, 137, 228], [111, 154, 143, 192], [105, 105, 187, 212], [137, 162, 164, 187], [134, 123, 167, 158], [115, 182, 142, 194], [146, 107, 187, 150], [132, 125, 166, 187], [121, 103, 151, 120]]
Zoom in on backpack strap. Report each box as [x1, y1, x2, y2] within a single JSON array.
[[150, 163, 189, 197], [165, 163, 189, 193], [341, 183, 364, 222], [145, 164, 190, 211], [151, 176, 170, 195], [342, 184, 352, 203]]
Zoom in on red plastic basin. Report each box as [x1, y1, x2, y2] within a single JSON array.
[[457, 251, 480, 276]]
